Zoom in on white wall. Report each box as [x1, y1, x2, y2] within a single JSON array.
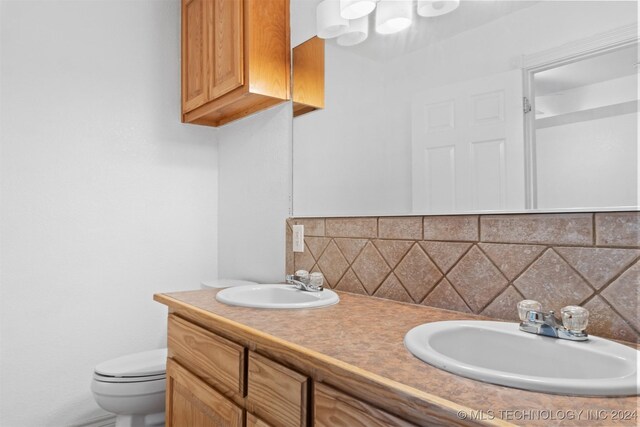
[[0, 1, 219, 426], [217, 104, 291, 283]]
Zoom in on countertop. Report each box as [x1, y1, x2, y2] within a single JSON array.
[[154, 289, 638, 426]]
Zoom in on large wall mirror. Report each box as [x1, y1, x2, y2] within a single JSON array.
[[290, 0, 639, 216]]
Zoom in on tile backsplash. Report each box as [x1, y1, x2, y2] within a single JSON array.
[[286, 212, 640, 342]]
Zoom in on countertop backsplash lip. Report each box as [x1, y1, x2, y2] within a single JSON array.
[[286, 211, 640, 343]]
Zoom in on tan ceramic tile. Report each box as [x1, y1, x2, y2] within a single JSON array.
[[334, 238, 368, 264], [419, 241, 472, 273], [584, 296, 639, 343], [447, 246, 508, 313], [480, 286, 523, 322], [374, 273, 413, 303], [351, 242, 391, 294], [394, 244, 442, 302], [326, 217, 377, 238], [421, 278, 471, 313], [379, 217, 422, 240], [294, 242, 316, 272], [601, 260, 640, 331], [595, 212, 640, 247], [289, 218, 325, 236], [305, 237, 331, 260], [514, 249, 594, 313], [335, 268, 367, 295], [555, 247, 640, 289], [480, 213, 593, 245], [316, 241, 349, 287], [373, 239, 413, 268], [479, 243, 545, 281], [424, 215, 478, 241], [286, 226, 294, 275]]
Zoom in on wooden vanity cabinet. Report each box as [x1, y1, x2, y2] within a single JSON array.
[[164, 314, 418, 427], [181, 0, 290, 127]]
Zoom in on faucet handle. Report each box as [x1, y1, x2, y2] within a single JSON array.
[[517, 300, 542, 321], [309, 272, 324, 288], [561, 305, 589, 332], [295, 270, 310, 281]]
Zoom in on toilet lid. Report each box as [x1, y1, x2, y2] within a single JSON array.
[[94, 348, 167, 378]]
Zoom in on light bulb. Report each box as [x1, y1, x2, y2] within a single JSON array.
[[417, 0, 460, 17], [340, 0, 378, 20], [317, 0, 348, 39], [337, 16, 369, 46], [375, 0, 413, 35]]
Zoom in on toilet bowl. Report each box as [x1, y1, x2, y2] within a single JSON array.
[[91, 348, 167, 427]]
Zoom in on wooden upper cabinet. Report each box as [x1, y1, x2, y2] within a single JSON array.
[[293, 36, 325, 117], [181, 0, 290, 127]]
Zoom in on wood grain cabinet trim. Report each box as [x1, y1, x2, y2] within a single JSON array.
[[246, 412, 273, 427], [246, 351, 308, 427], [315, 383, 418, 427], [293, 36, 325, 117], [166, 358, 244, 427], [167, 314, 245, 402]]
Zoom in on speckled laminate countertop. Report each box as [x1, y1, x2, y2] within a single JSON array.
[[154, 289, 638, 427]]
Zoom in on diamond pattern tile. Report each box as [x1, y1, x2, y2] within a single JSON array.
[[316, 241, 349, 287], [335, 268, 367, 295], [555, 247, 640, 289], [306, 237, 331, 260], [584, 296, 639, 343], [394, 244, 442, 302], [479, 243, 544, 281], [447, 246, 508, 313], [481, 286, 523, 322], [601, 260, 640, 331], [373, 239, 413, 268], [514, 249, 594, 313], [421, 278, 471, 313], [419, 241, 471, 273], [335, 238, 368, 263], [374, 273, 413, 303], [351, 242, 391, 294]]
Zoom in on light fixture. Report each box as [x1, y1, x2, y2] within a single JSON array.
[[375, 0, 413, 35], [340, 0, 378, 20], [337, 16, 369, 46], [318, 0, 461, 45], [317, 0, 348, 39], [416, 0, 460, 17]]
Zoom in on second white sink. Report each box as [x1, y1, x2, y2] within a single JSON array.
[[216, 284, 339, 309], [404, 320, 639, 396]]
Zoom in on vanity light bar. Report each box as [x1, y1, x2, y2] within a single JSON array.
[[317, 0, 461, 44]]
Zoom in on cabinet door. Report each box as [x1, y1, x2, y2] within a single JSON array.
[[209, 0, 244, 99], [247, 413, 272, 427], [182, 0, 209, 112], [246, 352, 308, 427], [166, 358, 243, 427]]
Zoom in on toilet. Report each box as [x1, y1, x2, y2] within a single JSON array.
[[91, 348, 167, 427]]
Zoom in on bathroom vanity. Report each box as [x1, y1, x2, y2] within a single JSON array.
[[155, 289, 638, 427]]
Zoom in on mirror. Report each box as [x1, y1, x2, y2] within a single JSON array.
[[291, 0, 638, 216]]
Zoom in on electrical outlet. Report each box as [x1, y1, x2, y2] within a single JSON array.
[[292, 225, 304, 252]]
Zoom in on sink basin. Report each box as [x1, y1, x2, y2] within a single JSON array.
[[404, 320, 639, 396], [216, 284, 339, 309]]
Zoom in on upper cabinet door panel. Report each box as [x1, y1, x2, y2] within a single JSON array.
[[182, 0, 208, 112], [209, 0, 244, 99]]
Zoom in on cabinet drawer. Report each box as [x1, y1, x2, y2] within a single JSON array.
[[246, 351, 308, 427], [167, 314, 245, 399], [315, 383, 416, 427]]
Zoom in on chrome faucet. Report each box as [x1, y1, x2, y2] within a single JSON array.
[[285, 270, 324, 292], [517, 300, 589, 341]]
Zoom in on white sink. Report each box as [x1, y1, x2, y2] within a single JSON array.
[[216, 284, 339, 309], [404, 320, 639, 396]]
